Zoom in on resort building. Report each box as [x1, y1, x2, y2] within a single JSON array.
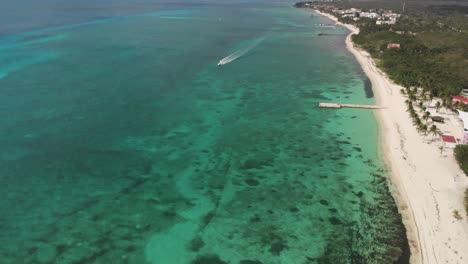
[[387, 43, 400, 49], [453, 96, 468, 105], [441, 134, 458, 148], [460, 89, 468, 97], [376, 19, 396, 25], [359, 12, 379, 19], [322, 6, 400, 23]]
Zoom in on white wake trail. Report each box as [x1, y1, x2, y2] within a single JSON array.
[[217, 37, 265, 66]]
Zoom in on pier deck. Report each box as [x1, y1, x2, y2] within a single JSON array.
[[319, 102, 385, 109]]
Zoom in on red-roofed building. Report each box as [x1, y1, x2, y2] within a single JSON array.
[[387, 43, 400, 49], [453, 96, 468, 105], [441, 134, 457, 148], [442, 135, 456, 143]]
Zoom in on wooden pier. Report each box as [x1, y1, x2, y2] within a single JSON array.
[[319, 102, 385, 109]]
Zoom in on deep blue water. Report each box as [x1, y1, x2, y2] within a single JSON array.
[[0, 0, 290, 36]]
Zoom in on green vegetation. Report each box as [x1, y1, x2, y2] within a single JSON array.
[[297, 2, 468, 99], [402, 87, 440, 137], [465, 188, 468, 217], [439, 145, 444, 155], [454, 145, 468, 175], [297, 1, 468, 16], [453, 209, 462, 220], [351, 16, 468, 98]]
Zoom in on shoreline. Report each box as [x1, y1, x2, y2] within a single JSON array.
[[314, 9, 468, 264]]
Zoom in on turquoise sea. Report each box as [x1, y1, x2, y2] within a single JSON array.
[[0, 1, 409, 263]]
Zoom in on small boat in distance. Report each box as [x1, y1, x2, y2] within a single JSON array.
[[217, 50, 242, 66], [217, 36, 266, 66]]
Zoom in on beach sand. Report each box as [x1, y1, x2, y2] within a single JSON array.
[[315, 10, 468, 264]]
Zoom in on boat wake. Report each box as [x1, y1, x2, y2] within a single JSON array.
[[217, 37, 265, 66]]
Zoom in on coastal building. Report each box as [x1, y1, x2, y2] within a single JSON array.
[[453, 95, 468, 105], [376, 19, 396, 25], [458, 111, 468, 144], [387, 43, 400, 49], [359, 12, 379, 19], [327, 6, 399, 23], [441, 134, 458, 148], [333, 7, 360, 15], [461, 88, 468, 97]]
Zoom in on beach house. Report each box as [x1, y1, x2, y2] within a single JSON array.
[[387, 43, 400, 49], [452, 95, 468, 105], [441, 134, 458, 148]]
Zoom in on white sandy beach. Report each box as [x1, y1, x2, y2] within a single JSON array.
[[315, 10, 468, 264]]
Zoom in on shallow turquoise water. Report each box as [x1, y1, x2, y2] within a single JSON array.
[[0, 3, 408, 264]]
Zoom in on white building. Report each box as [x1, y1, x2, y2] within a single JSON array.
[[360, 12, 379, 19], [376, 19, 396, 25]]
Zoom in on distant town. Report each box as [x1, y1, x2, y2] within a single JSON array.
[[296, 2, 401, 25]]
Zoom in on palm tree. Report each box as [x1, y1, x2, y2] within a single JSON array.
[[420, 124, 428, 136], [406, 87, 412, 96], [429, 125, 439, 138], [419, 90, 431, 103], [423, 111, 431, 122], [416, 123, 423, 133], [435, 101, 441, 112], [440, 95, 453, 111], [413, 117, 422, 127], [406, 104, 414, 113], [439, 145, 444, 155], [428, 93, 434, 103], [441, 98, 448, 109]]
